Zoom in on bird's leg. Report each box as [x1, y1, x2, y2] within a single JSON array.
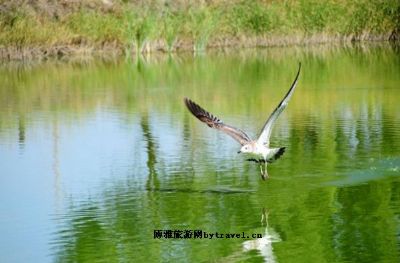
[[260, 160, 269, 180], [259, 161, 265, 180], [259, 163, 264, 177], [263, 161, 269, 179]]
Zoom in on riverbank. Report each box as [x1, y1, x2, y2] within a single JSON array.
[[0, 0, 399, 61]]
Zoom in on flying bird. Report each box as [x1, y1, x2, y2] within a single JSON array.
[[184, 63, 301, 180]]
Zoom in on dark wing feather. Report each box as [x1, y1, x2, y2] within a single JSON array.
[[184, 98, 251, 145]]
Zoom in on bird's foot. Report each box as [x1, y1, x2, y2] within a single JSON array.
[[261, 171, 269, 180]]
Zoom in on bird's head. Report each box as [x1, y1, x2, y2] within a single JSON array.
[[238, 144, 253, 154]]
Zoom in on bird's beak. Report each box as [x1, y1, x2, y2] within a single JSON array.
[[237, 151, 241, 154]]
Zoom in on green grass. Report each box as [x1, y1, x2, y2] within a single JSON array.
[[0, 0, 399, 56]]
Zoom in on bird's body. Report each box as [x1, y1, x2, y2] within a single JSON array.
[[239, 142, 282, 160], [237, 142, 278, 161], [238, 142, 286, 179], [184, 63, 301, 180], [245, 146, 285, 163]]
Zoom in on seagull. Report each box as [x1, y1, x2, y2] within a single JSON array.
[[184, 63, 301, 180]]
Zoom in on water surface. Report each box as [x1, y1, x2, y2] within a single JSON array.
[[1, 44, 400, 262]]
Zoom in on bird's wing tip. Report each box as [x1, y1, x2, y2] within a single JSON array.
[[183, 97, 192, 107]]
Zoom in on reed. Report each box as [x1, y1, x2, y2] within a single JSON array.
[[0, 0, 398, 59]]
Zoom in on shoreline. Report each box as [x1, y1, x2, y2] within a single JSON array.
[[0, 32, 398, 62], [1, 1, 398, 62]]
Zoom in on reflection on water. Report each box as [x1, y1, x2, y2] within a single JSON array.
[[242, 208, 281, 263], [0, 43, 400, 262], [141, 113, 160, 191]]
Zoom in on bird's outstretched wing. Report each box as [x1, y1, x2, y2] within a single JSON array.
[[184, 98, 252, 145], [257, 63, 301, 146]]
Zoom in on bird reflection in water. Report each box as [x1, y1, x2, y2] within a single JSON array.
[[242, 208, 281, 263]]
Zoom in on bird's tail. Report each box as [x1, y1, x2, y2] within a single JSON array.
[[268, 147, 286, 163]]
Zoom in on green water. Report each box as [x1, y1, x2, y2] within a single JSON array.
[[1, 44, 400, 262]]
